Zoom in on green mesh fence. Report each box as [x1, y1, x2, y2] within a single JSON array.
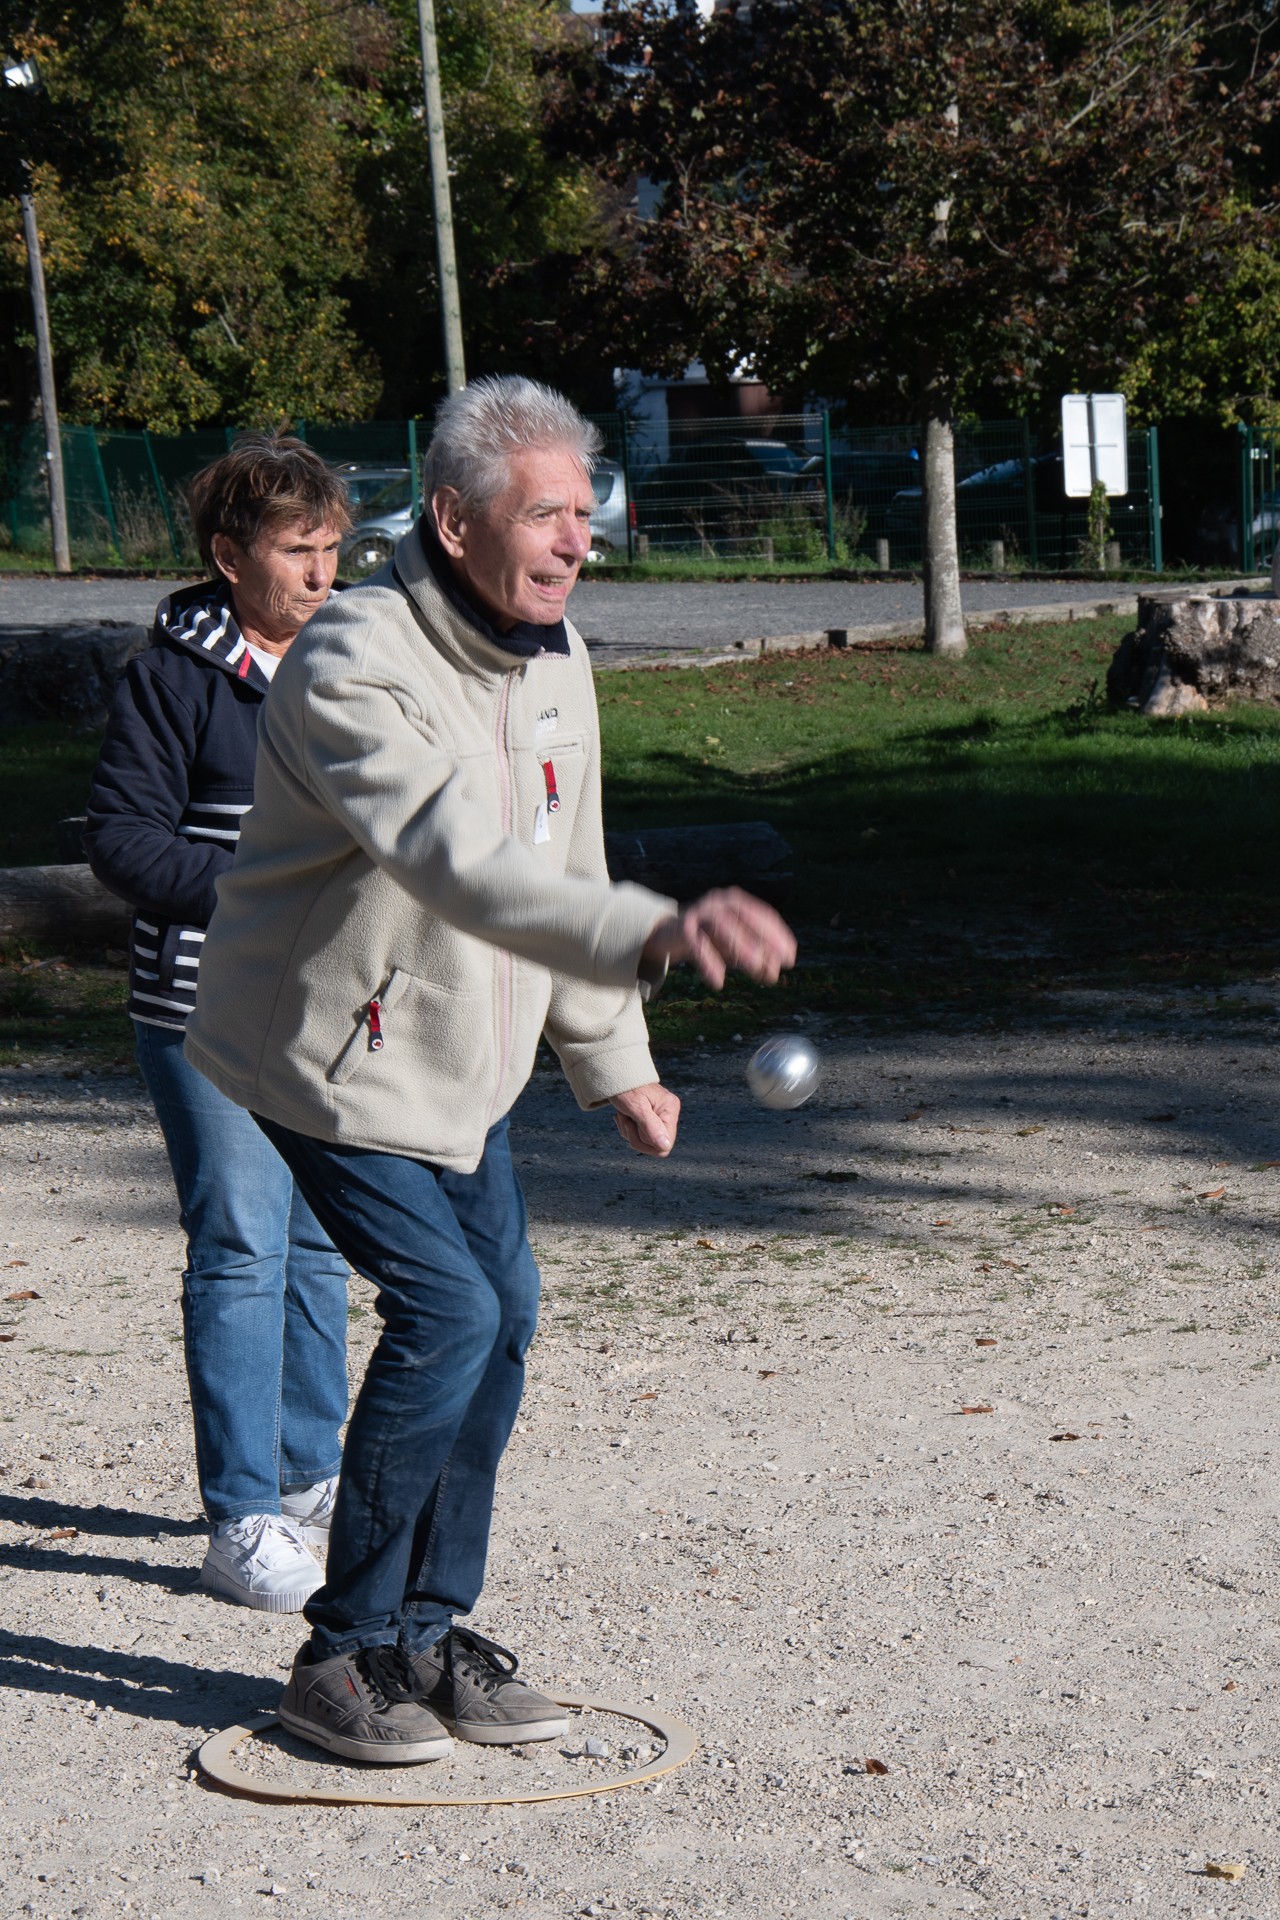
[[0, 413, 1161, 572]]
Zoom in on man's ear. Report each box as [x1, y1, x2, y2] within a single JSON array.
[[432, 488, 466, 559], [210, 532, 241, 584]]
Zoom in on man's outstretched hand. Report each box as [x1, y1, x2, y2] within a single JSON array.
[[641, 886, 797, 992]]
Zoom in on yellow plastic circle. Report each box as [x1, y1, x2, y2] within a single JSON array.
[[196, 1692, 697, 1807]]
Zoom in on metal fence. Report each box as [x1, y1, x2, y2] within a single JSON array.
[[0, 411, 1162, 572]]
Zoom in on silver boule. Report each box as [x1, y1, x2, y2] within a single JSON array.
[[746, 1033, 821, 1110]]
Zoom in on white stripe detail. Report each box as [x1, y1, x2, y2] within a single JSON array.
[[179, 824, 240, 840], [131, 1013, 187, 1032], [136, 919, 159, 935], [186, 803, 251, 815], [173, 955, 201, 970], [135, 968, 159, 980], [134, 945, 158, 959], [178, 929, 207, 943], [132, 990, 195, 1012]]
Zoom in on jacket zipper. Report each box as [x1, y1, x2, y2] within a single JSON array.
[[487, 674, 515, 1126], [367, 997, 385, 1050], [541, 758, 560, 812]]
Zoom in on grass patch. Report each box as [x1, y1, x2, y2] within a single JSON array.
[[4, 611, 1280, 1062], [597, 615, 1280, 1034], [0, 723, 101, 865]]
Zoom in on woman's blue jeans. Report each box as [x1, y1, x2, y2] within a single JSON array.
[[135, 1023, 348, 1524], [253, 1114, 540, 1660]]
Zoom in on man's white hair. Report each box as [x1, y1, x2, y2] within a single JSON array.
[[424, 375, 602, 514]]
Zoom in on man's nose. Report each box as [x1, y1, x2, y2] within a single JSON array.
[[557, 513, 591, 562]]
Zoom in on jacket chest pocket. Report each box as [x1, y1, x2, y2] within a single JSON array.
[[526, 737, 586, 848]]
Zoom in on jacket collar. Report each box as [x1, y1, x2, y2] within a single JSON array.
[[152, 579, 272, 692]]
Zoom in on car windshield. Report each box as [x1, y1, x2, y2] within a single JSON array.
[[343, 470, 409, 508], [360, 476, 414, 515]]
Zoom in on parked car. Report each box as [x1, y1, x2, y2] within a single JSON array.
[[634, 437, 816, 548], [885, 452, 1144, 564], [339, 459, 631, 573], [329, 463, 411, 512], [799, 445, 919, 537]]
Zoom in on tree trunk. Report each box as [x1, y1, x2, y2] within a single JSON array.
[[920, 384, 967, 658]]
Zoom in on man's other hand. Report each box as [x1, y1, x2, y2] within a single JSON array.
[[641, 887, 797, 992], [611, 1082, 681, 1157]]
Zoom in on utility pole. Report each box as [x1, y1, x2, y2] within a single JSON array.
[[415, 0, 466, 394], [5, 57, 70, 572]]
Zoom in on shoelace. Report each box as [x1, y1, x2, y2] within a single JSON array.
[[356, 1644, 421, 1707], [446, 1627, 521, 1696]]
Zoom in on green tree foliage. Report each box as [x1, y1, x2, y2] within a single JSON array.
[[1, 0, 610, 430], [564, 0, 1280, 426], [340, 0, 613, 416], [1, 0, 380, 431]]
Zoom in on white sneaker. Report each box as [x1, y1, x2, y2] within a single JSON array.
[[199, 1513, 323, 1613], [279, 1475, 339, 1555]]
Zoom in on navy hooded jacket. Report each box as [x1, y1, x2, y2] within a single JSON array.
[[85, 581, 278, 1031]]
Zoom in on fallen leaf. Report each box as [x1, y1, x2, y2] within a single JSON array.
[[999, 1258, 1025, 1270], [1222, 1680, 1238, 1692], [632, 1391, 658, 1401], [903, 1107, 927, 1121], [757, 1369, 780, 1379], [1252, 1160, 1280, 1170], [69, 1236, 85, 1244], [864, 1757, 890, 1776], [1198, 1186, 1226, 1200], [804, 1169, 861, 1183], [981, 1491, 999, 1501], [1211, 1160, 1232, 1168], [7, 1259, 30, 1268], [1015, 1124, 1044, 1136], [5, 1290, 39, 1302], [1050, 1432, 1082, 1442], [975, 1336, 997, 1347], [0, 1333, 16, 1343], [695, 1238, 716, 1249], [1144, 1112, 1176, 1123], [22, 1475, 51, 1489], [959, 1404, 995, 1415], [1204, 1861, 1246, 1882], [933, 1218, 954, 1227], [43, 1527, 78, 1542], [1049, 1205, 1076, 1216]]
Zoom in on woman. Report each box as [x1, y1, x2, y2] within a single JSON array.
[[86, 433, 354, 1610]]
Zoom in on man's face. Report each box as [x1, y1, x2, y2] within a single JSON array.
[[433, 445, 594, 632], [211, 518, 342, 652]]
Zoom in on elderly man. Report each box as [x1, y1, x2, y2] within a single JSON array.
[[185, 375, 795, 1765]]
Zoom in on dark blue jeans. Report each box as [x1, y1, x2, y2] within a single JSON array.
[[254, 1114, 541, 1659]]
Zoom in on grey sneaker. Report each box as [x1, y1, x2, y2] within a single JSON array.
[[279, 1643, 454, 1765], [406, 1627, 570, 1745], [199, 1513, 322, 1613], [279, 1474, 339, 1554]]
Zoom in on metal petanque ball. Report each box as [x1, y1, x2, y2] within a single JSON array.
[[746, 1033, 821, 1110]]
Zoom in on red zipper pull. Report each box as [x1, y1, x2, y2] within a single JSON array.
[[368, 997, 384, 1051], [542, 759, 560, 813]]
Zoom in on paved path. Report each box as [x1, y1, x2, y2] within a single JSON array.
[[0, 571, 1169, 662]]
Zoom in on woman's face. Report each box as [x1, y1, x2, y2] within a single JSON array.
[[210, 517, 342, 652]]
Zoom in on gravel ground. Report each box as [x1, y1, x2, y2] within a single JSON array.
[[0, 574, 1164, 660], [2, 991, 1278, 1918]]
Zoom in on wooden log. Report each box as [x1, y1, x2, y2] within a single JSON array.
[[604, 821, 792, 903], [0, 864, 131, 944]]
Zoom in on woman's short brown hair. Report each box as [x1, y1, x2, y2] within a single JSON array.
[[187, 432, 353, 572]]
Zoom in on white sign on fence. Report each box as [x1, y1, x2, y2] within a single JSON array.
[[1061, 393, 1128, 497]]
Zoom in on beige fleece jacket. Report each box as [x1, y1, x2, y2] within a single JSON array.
[[183, 528, 673, 1170]]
